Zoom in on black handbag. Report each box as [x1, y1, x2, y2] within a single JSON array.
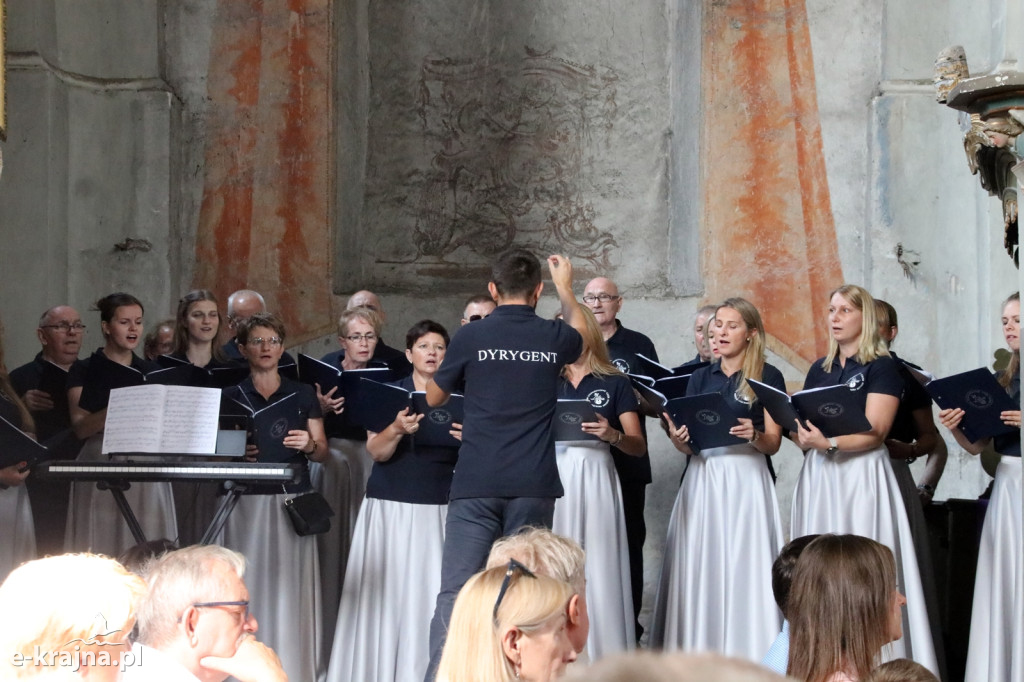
[[283, 491, 335, 536]]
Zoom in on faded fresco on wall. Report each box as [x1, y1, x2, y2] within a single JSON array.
[[410, 50, 619, 268]]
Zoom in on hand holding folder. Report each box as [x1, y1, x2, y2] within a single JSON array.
[[925, 367, 1019, 443], [747, 379, 872, 438]]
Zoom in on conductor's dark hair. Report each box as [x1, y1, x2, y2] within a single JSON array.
[[406, 319, 450, 349], [771, 534, 820, 615], [236, 312, 287, 346], [95, 293, 145, 322], [491, 248, 542, 299]]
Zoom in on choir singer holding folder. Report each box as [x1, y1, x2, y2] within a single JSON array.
[[937, 291, 1022, 682], [788, 285, 938, 676], [650, 297, 785, 662], [219, 312, 326, 682]]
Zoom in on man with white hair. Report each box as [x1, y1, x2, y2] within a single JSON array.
[[125, 545, 286, 682]]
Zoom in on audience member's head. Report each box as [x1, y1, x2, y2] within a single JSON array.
[[436, 562, 577, 682], [770, 534, 820, 616], [487, 528, 589, 653], [462, 294, 497, 325], [36, 305, 85, 368], [118, 538, 179, 575], [561, 651, 788, 682], [787, 534, 906, 682], [863, 658, 939, 682], [0, 554, 146, 680], [490, 248, 543, 305], [134, 545, 262, 682], [144, 319, 176, 360]]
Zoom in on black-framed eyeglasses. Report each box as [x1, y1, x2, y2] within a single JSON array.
[[493, 559, 536, 621], [41, 322, 87, 332], [188, 600, 250, 621], [581, 294, 620, 305]]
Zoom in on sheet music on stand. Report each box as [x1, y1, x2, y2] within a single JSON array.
[[102, 385, 223, 455]]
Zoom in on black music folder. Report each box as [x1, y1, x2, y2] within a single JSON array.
[[747, 379, 872, 438], [225, 393, 307, 462], [924, 367, 1019, 443], [79, 361, 197, 412], [297, 355, 390, 397], [553, 399, 600, 442], [355, 379, 464, 447], [0, 415, 49, 469], [664, 393, 745, 450]]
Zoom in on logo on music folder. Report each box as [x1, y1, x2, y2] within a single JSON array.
[[696, 409, 720, 425], [270, 418, 289, 439], [587, 389, 611, 408], [965, 389, 993, 409], [428, 409, 452, 425], [561, 412, 583, 425], [818, 402, 844, 418]]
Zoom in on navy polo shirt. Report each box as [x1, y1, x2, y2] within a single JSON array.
[[67, 349, 159, 412], [994, 370, 1021, 457], [365, 376, 458, 504], [803, 354, 903, 414], [558, 372, 639, 435], [10, 353, 73, 442], [433, 304, 583, 499], [605, 321, 659, 484], [686, 360, 787, 431], [887, 352, 933, 444]]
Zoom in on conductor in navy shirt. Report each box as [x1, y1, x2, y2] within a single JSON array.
[[423, 249, 585, 680], [582, 276, 659, 642]]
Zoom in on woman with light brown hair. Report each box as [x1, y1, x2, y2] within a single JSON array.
[[790, 285, 937, 675], [787, 534, 906, 682], [651, 297, 785, 661], [553, 306, 644, 659]]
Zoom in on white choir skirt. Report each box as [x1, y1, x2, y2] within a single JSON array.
[[310, 437, 374, 671], [791, 446, 938, 676], [965, 456, 1023, 682], [0, 484, 35, 581], [218, 492, 321, 682], [65, 435, 177, 556], [552, 441, 635, 660], [649, 444, 783, 661], [325, 497, 447, 682]]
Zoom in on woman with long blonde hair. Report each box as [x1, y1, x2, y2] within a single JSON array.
[[650, 297, 785, 661], [787, 534, 906, 682], [790, 285, 937, 675], [437, 561, 578, 682], [553, 306, 644, 659], [938, 291, 1022, 682]]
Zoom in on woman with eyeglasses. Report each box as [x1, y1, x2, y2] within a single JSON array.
[[553, 306, 643, 659], [312, 306, 390, 661], [650, 297, 784, 661], [938, 292, 1022, 682], [789, 285, 937, 675], [0, 322, 36, 581], [327, 320, 461, 682], [219, 312, 327, 682], [437, 561, 578, 682], [65, 292, 177, 556]]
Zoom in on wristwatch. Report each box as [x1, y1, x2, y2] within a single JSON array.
[[825, 437, 839, 456]]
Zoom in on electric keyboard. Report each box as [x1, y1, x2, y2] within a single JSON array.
[[36, 460, 301, 484]]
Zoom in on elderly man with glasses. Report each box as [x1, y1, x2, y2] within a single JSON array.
[[9, 305, 87, 555], [581, 277, 660, 644], [124, 544, 287, 682]]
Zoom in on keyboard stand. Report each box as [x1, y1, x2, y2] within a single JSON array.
[[200, 482, 249, 545], [97, 480, 148, 546]]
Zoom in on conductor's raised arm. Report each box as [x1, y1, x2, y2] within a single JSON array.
[[548, 254, 585, 343]]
